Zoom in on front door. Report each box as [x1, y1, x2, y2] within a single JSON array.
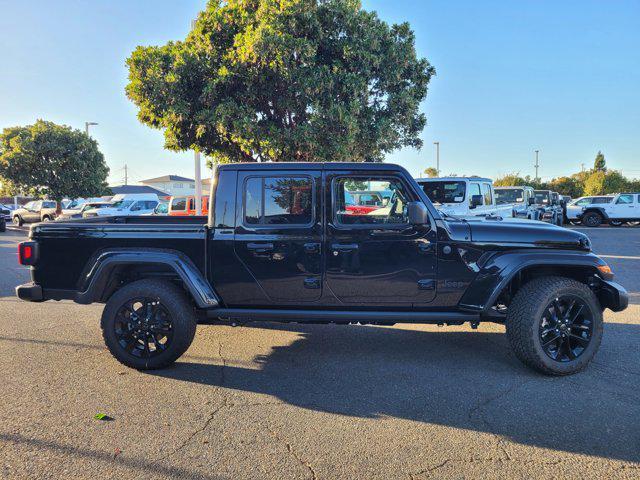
[[325, 171, 437, 307], [608, 194, 636, 219], [233, 169, 323, 304]]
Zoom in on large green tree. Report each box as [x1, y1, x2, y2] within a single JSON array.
[[0, 120, 110, 211], [125, 0, 434, 164]]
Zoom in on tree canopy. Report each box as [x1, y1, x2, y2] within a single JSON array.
[[0, 120, 109, 208], [593, 150, 607, 172], [422, 167, 438, 178], [126, 0, 435, 164]]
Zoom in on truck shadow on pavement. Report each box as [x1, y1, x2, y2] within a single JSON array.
[[153, 321, 640, 463]]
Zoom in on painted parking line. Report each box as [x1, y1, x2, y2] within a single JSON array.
[[599, 255, 640, 260]]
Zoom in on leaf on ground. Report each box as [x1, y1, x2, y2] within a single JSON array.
[[94, 413, 114, 421]]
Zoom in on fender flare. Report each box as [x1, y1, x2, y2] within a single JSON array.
[[458, 249, 609, 313], [582, 207, 609, 220], [75, 248, 219, 308]]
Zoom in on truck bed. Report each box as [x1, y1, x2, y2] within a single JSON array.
[[28, 216, 208, 293]]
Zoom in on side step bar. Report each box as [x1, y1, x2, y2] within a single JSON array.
[[205, 308, 479, 325]]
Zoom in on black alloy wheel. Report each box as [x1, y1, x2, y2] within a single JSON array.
[[539, 295, 593, 362], [114, 298, 174, 359], [582, 212, 602, 227]]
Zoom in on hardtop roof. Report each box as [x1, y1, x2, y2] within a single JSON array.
[[217, 162, 407, 172]]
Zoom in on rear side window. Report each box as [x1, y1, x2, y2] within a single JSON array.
[[43, 201, 56, 208], [593, 197, 611, 204], [244, 176, 313, 226]]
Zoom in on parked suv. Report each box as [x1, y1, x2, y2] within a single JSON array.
[[581, 193, 640, 227], [12, 200, 57, 226], [494, 186, 539, 220], [16, 162, 627, 376], [416, 177, 513, 218], [83, 194, 159, 218], [566, 196, 613, 225], [533, 190, 564, 226]]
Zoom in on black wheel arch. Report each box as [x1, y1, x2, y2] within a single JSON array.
[[75, 248, 220, 309], [582, 207, 608, 220], [458, 250, 619, 314]]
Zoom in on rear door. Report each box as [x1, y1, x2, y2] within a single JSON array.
[[233, 169, 323, 304], [325, 170, 437, 306]]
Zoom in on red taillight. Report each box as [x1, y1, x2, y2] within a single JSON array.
[[18, 242, 37, 266]]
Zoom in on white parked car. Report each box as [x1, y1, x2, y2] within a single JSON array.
[[82, 194, 159, 218], [579, 193, 640, 227], [565, 196, 613, 224], [415, 177, 513, 218]]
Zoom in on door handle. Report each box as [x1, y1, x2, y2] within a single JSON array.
[[247, 242, 274, 253], [331, 243, 359, 253]]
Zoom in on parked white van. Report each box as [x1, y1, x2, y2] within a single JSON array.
[[415, 177, 513, 218], [82, 194, 159, 218]]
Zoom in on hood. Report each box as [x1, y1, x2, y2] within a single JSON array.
[[462, 217, 590, 250]]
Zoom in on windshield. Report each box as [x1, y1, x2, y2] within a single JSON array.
[[495, 188, 524, 204], [420, 181, 466, 204], [533, 191, 550, 205], [110, 200, 134, 209]]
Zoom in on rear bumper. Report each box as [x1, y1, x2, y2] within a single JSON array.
[[16, 283, 44, 302], [599, 280, 629, 312]]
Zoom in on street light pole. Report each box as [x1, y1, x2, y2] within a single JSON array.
[[534, 150, 540, 181], [85, 122, 98, 136], [433, 141, 440, 176], [190, 17, 203, 216]]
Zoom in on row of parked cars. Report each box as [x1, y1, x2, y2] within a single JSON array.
[[5, 192, 214, 227], [4, 175, 640, 230]]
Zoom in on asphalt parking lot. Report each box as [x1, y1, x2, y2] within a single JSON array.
[[1, 226, 639, 479]]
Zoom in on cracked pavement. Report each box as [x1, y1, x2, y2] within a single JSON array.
[[1, 227, 640, 479]]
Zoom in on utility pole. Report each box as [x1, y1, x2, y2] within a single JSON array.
[[534, 150, 540, 181], [191, 17, 203, 216], [85, 122, 98, 136], [581, 163, 586, 172], [433, 141, 440, 176]]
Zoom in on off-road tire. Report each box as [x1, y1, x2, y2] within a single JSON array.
[[12, 216, 23, 227], [101, 279, 197, 370], [609, 220, 624, 227], [0, 220, 5, 232], [582, 211, 603, 227], [505, 276, 603, 375]]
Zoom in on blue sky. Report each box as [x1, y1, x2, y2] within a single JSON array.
[[1, 0, 638, 185]]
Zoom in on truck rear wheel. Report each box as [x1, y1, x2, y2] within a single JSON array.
[[505, 276, 602, 375], [101, 279, 197, 370]]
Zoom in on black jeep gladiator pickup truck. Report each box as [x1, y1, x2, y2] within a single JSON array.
[[16, 163, 628, 375]]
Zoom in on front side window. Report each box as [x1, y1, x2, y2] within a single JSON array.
[[335, 177, 410, 225], [420, 181, 466, 205], [616, 194, 633, 204], [244, 176, 313, 226], [482, 184, 492, 205], [23, 202, 34, 210]]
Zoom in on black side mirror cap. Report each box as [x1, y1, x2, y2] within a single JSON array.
[[407, 201, 429, 225], [470, 194, 483, 209], [528, 197, 535, 205]]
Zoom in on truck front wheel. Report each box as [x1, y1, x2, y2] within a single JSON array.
[[582, 211, 602, 227], [505, 277, 603, 375], [101, 279, 197, 370]]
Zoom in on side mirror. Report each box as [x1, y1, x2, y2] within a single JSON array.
[[469, 195, 483, 209], [407, 201, 429, 225], [528, 197, 535, 206]]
